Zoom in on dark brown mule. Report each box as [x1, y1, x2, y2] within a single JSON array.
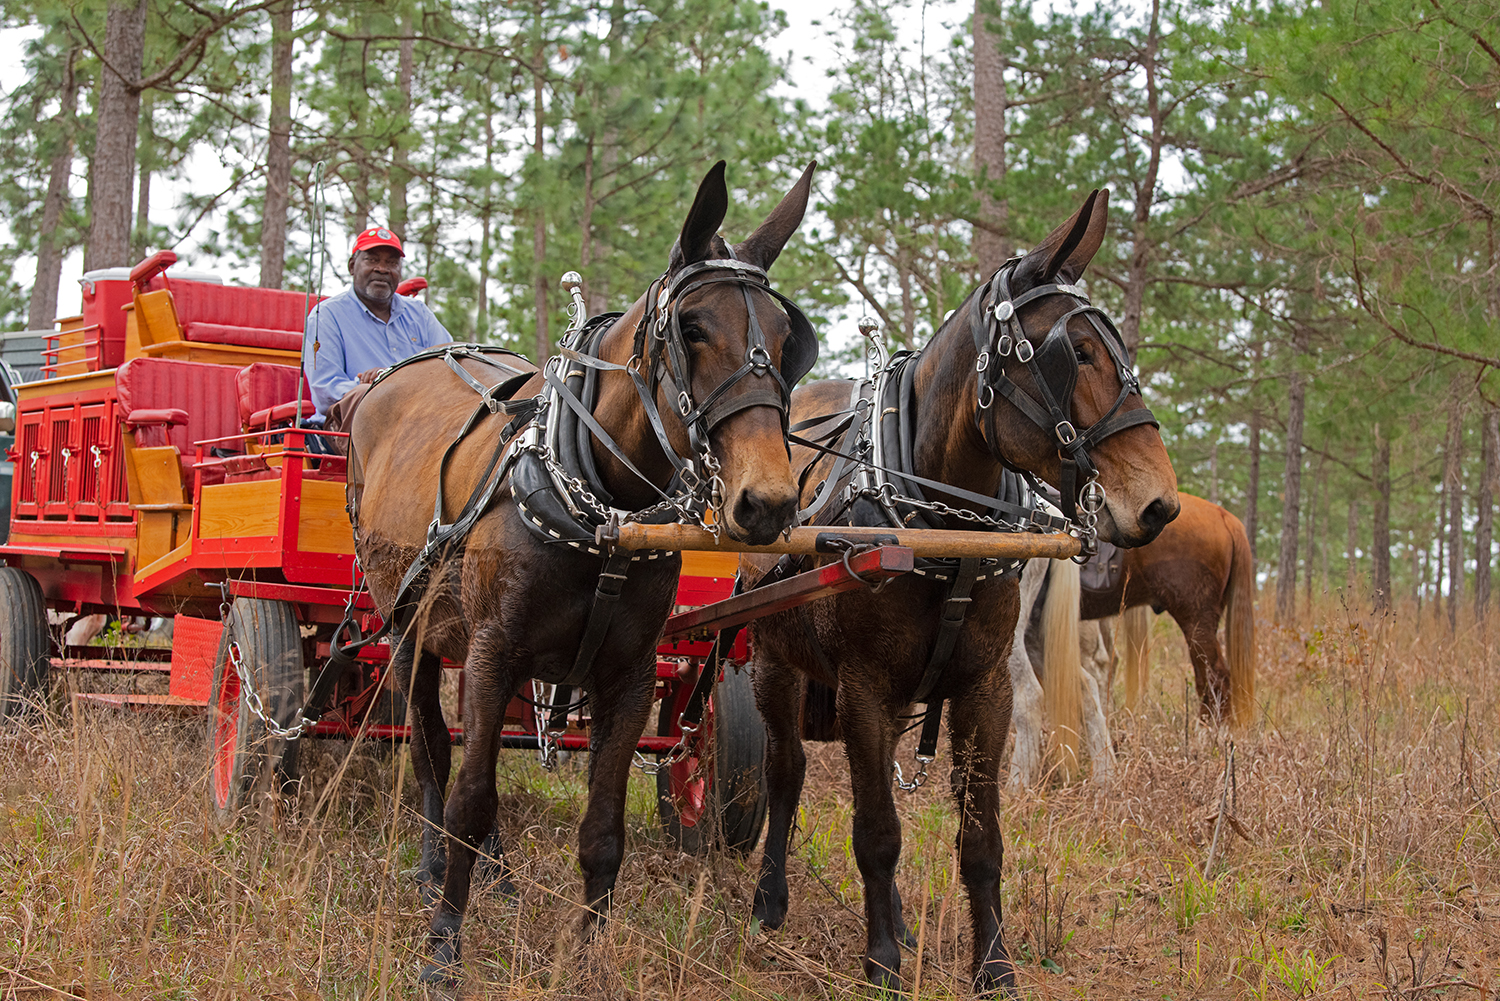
[[1093, 491, 1256, 727], [348, 162, 817, 982], [742, 191, 1179, 995]]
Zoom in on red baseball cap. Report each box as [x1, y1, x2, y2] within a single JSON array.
[[351, 226, 404, 257]]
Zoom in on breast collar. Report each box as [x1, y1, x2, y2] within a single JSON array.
[[971, 258, 1159, 523], [787, 351, 1069, 584]]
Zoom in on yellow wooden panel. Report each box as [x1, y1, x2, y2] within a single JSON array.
[[197, 480, 281, 541], [296, 479, 355, 554], [56, 326, 89, 376], [139, 341, 300, 368], [135, 511, 179, 571], [126, 446, 186, 506], [680, 549, 739, 578], [124, 305, 143, 361], [14, 369, 115, 398], [133, 288, 182, 347]]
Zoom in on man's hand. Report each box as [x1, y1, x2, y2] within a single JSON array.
[[356, 368, 383, 384]]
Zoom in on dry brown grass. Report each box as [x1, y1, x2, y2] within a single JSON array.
[[3, 593, 1499, 999]]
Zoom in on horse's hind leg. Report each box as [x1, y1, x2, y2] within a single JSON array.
[[947, 677, 1018, 997], [424, 621, 515, 983], [1175, 608, 1229, 722], [575, 651, 659, 934], [393, 636, 449, 900], [751, 654, 807, 931]]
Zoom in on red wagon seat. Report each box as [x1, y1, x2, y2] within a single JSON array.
[[115, 357, 244, 487], [167, 280, 317, 352], [228, 362, 345, 482]]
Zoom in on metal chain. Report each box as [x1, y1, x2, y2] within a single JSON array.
[[226, 638, 316, 740], [863, 481, 1066, 535], [532, 679, 566, 771], [632, 715, 698, 776], [892, 754, 931, 791], [1072, 476, 1105, 561]]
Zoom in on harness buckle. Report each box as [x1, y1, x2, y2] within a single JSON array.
[[678, 391, 693, 417], [1014, 339, 1034, 363], [1055, 420, 1078, 445], [975, 351, 990, 373], [978, 383, 995, 410], [995, 334, 1013, 357]]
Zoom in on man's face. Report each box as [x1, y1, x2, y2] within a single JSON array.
[[350, 246, 404, 307]]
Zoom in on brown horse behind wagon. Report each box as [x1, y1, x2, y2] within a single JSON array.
[[1028, 490, 1255, 735], [347, 161, 819, 983], [1104, 491, 1256, 726]]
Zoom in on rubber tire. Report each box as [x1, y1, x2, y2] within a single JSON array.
[[207, 598, 305, 821], [0, 567, 50, 720], [657, 663, 768, 855]]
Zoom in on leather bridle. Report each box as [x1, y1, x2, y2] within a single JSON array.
[[972, 257, 1159, 526], [550, 256, 817, 529]]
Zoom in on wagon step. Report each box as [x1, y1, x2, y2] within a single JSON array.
[[55, 657, 171, 672], [72, 692, 208, 709]]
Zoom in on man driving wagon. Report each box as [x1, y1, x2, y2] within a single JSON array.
[[302, 226, 452, 453]]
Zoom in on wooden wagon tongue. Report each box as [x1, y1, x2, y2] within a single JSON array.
[[598, 519, 1083, 560]]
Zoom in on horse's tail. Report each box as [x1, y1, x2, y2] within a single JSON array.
[[1225, 514, 1258, 729], [1121, 604, 1152, 712], [1041, 558, 1083, 782], [801, 679, 839, 742]]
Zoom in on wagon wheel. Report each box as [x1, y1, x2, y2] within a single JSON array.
[[0, 567, 50, 720], [207, 598, 305, 820], [656, 660, 767, 855]]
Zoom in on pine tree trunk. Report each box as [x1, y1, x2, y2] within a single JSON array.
[[130, 92, 152, 262], [531, 6, 549, 362], [1119, 0, 1162, 363], [1445, 396, 1465, 631], [28, 48, 79, 331], [1209, 437, 1220, 507], [389, 21, 415, 234], [972, 0, 1009, 272], [84, 0, 148, 273], [259, 0, 294, 289], [1476, 409, 1498, 625], [899, 260, 917, 348], [1246, 401, 1261, 559], [1275, 330, 1308, 624], [1372, 428, 1391, 612], [476, 105, 494, 338], [1346, 496, 1357, 593], [1304, 453, 1322, 615]]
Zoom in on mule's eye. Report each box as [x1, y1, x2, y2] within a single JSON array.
[[682, 324, 709, 345], [1075, 345, 1093, 365]]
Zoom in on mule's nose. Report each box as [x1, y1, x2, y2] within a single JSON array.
[[1139, 494, 1178, 538], [733, 487, 798, 546]]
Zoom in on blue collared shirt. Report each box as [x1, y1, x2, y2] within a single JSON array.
[[301, 287, 452, 418]]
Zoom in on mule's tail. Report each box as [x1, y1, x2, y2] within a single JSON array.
[[1121, 604, 1152, 712], [1041, 558, 1083, 783], [1225, 515, 1258, 729]]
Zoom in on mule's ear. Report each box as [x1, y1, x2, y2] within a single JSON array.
[[676, 161, 730, 267], [1013, 189, 1109, 289], [733, 160, 817, 271]]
